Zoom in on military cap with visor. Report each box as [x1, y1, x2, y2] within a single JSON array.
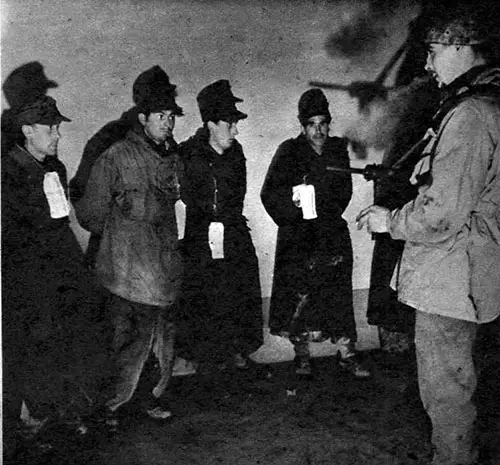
[[15, 95, 71, 127], [197, 79, 247, 123]]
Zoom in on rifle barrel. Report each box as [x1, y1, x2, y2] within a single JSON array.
[[390, 131, 433, 171], [326, 166, 366, 175]]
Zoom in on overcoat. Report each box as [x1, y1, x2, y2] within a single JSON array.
[[178, 127, 263, 361], [2, 145, 106, 421], [261, 134, 357, 340]]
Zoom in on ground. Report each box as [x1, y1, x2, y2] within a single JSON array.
[[6, 343, 500, 465]]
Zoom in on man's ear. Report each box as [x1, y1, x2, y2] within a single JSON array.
[[21, 124, 33, 138], [138, 113, 147, 126]]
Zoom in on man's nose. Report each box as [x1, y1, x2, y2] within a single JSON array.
[[424, 55, 433, 73]]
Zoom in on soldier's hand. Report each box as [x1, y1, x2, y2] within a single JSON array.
[[356, 205, 390, 233]]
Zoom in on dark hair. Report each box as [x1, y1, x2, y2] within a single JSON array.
[[137, 107, 153, 118], [471, 41, 500, 65], [138, 107, 180, 119]]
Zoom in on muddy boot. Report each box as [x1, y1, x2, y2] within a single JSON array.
[[335, 336, 371, 379], [292, 333, 312, 378], [232, 352, 250, 370]]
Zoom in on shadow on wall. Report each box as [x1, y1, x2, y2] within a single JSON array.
[[69, 106, 139, 268], [1, 61, 58, 156]]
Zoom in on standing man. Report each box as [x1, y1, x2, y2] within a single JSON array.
[[2, 95, 100, 450], [261, 89, 370, 378], [74, 66, 183, 426], [178, 80, 263, 371], [356, 8, 500, 464]]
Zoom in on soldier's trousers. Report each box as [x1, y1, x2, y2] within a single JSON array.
[[105, 294, 175, 412], [415, 311, 478, 465]]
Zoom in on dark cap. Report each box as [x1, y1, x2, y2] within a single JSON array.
[[197, 79, 247, 123], [15, 95, 71, 127], [298, 88, 331, 124], [133, 65, 183, 116]]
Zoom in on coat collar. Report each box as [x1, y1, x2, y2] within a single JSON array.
[[184, 126, 240, 162], [126, 124, 178, 159], [8, 144, 58, 176], [441, 65, 500, 103], [432, 66, 500, 129]]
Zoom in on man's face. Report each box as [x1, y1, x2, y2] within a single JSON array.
[[425, 43, 466, 87], [25, 123, 61, 159], [301, 115, 329, 154], [140, 110, 175, 143], [208, 120, 239, 154]]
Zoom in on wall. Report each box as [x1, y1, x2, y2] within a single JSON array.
[[1, 0, 419, 351]]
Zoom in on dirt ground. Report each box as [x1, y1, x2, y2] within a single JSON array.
[[6, 340, 500, 465]]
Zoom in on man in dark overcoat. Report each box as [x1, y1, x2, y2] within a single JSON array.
[[178, 80, 263, 371], [2, 96, 104, 451], [261, 89, 370, 378]]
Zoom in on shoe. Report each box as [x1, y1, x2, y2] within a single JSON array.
[[145, 395, 172, 421], [338, 355, 371, 379], [20, 414, 49, 438], [294, 356, 313, 377], [335, 336, 371, 379], [309, 330, 326, 342], [172, 357, 198, 376], [233, 353, 249, 370], [103, 408, 119, 432], [146, 405, 172, 421], [61, 410, 89, 436]]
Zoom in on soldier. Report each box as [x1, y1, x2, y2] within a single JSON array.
[[357, 7, 500, 464]]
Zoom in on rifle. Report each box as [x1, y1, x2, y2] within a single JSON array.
[[326, 129, 434, 181]]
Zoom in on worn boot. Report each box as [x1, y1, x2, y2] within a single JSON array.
[[335, 336, 371, 379], [292, 333, 312, 377]]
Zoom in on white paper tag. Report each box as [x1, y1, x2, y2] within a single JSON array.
[[175, 199, 186, 240], [43, 171, 70, 219], [298, 184, 317, 220], [208, 221, 224, 259]]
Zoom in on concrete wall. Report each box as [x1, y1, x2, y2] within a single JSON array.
[[1, 0, 418, 353]]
